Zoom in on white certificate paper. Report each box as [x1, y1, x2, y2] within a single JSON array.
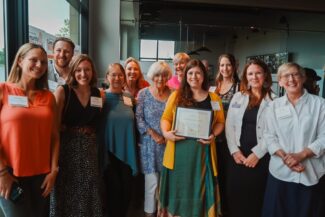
[[174, 107, 213, 140]]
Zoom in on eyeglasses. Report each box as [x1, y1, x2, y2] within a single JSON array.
[[281, 72, 301, 81]]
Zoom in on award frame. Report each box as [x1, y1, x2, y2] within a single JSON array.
[[173, 107, 213, 140]]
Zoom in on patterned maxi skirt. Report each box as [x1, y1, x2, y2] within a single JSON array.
[[158, 139, 221, 217], [50, 129, 103, 217]]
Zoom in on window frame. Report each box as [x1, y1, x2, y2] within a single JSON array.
[[3, 0, 89, 76], [140, 39, 175, 61]]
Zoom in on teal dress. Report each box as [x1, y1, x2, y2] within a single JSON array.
[[101, 91, 138, 217], [102, 92, 138, 175]]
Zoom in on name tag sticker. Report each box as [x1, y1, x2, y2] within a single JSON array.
[[48, 80, 58, 92], [90, 96, 103, 108], [275, 106, 291, 119], [231, 102, 241, 108], [123, 96, 133, 106], [211, 101, 221, 111], [57, 77, 66, 85], [8, 95, 29, 107], [209, 86, 217, 93]]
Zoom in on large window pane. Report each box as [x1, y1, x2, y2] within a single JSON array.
[[140, 40, 157, 59], [0, 0, 5, 82], [158, 41, 174, 59], [28, 0, 81, 57]]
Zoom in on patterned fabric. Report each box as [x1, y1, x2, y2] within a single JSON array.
[[158, 139, 221, 217], [158, 96, 221, 217], [136, 88, 167, 174], [50, 85, 103, 217], [50, 130, 103, 217], [218, 83, 238, 113]]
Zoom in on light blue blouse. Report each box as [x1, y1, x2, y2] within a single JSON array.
[[136, 88, 167, 174]]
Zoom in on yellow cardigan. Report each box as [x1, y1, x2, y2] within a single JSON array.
[[161, 91, 225, 176]]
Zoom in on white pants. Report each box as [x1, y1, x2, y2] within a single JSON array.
[[144, 173, 159, 214]]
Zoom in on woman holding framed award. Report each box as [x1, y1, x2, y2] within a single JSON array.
[[225, 59, 274, 217], [158, 59, 225, 217]]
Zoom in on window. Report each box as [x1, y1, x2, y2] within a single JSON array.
[[0, 0, 5, 82], [140, 39, 174, 61], [28, 0, 81, 57]]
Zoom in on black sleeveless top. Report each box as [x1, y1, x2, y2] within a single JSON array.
[[61, 84, 101, 127]]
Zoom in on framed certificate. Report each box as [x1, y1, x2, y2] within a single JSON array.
[[173, 107, 213, 140]]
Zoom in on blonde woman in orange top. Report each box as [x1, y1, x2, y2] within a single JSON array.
[[0, 43, 59, 217], [124, 57, 150, 98]]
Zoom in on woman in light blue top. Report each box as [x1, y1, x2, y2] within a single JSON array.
[[136, 61, 172, 217], [262, 62, 325, 217]]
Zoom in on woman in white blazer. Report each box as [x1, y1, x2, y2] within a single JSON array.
[[225, 59, 274, 217]]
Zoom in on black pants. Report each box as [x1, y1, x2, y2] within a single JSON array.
[[104, 152, 134, 217]]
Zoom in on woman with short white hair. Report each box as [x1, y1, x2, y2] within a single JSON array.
[[262, 62, 325, 217], [136, 61, 172, 217]]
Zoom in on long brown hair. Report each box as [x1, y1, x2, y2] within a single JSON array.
[[66, 54, 98, 88], [215, 53, 239, 88], [176, 59, 209, 107], [240, 59, 273, 108], [8, 43, 49, 90]]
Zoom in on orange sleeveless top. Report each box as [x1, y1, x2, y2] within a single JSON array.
[[0, 82, 54, 177]]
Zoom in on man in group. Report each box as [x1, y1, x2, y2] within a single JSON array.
[[48, 37, 75, 91]]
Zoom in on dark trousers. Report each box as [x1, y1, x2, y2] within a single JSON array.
[[0, 174, 49, 217], [104, 152, 134, 217], [262, 173, 325, 217]]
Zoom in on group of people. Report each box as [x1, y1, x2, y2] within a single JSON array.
[[0, 37, 324, 217]]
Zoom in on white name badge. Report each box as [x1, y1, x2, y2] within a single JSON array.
[[90, 96, 103, 108], [275, 106, 291, 119], [48, 80, 58, 92], [123, 96, 133, 106], [57, 77, 66, 85], [8, 95, 29, 107], [211, 101, 221, 111], [231, 102, 241, 108], [209, 86, 217, 93]]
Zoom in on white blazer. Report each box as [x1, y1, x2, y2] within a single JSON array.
[[225, 92, 275, 159]]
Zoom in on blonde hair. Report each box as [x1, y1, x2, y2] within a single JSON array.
[[124, 57, 146, 88], [173, 52, 190, 64], [147, 61, 172, 80], [66, 54, 98, 87], [8, 43, 48, 90]]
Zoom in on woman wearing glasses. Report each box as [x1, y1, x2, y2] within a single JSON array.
[[262, 63, 325, 217]]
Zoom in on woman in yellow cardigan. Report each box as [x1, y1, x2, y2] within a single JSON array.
[[158, 59, 225, 217]]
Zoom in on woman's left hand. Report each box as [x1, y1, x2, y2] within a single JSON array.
[[197, 134, 215, 145], [41, 170, 58, 197], [243, 153, 259, 168]]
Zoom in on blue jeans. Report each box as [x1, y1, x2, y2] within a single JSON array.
[[0, 174, 49, 217]]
